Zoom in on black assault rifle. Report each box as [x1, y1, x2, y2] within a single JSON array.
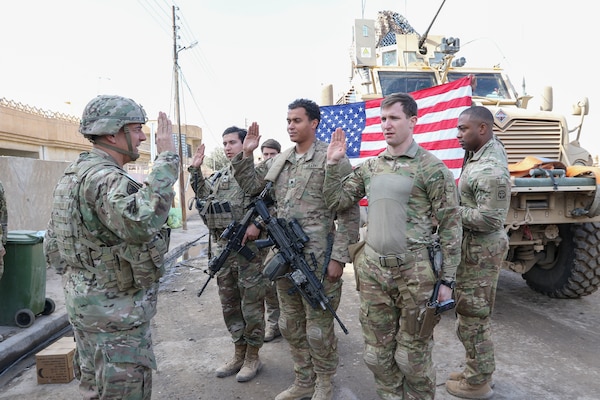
[[254, 182, 349, 334], [197, 205, 257, 297]]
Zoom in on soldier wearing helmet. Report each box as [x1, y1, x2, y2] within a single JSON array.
[[44, 95, 179, 399]]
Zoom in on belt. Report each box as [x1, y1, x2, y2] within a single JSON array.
[[365, 245, 429, 268]]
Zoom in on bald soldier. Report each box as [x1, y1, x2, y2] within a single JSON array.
[[445, 106, 510, 399]]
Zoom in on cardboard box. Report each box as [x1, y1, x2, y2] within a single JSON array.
[[35, 336, 76, 384]]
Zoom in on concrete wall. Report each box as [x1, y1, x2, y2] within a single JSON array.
[[1, 155, 198, 232], [1, 156, 69, 231]]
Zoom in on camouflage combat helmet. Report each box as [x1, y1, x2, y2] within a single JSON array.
[[79, 95, 147, 136]]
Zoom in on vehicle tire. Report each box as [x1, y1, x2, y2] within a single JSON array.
[[42, 298, 56, 315], [15, 309, 35, 328], [523, 222, 600, 298]]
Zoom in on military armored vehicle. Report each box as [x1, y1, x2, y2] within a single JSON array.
[[326, 8, 600, 298]]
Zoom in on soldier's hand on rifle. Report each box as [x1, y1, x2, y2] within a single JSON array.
[[327, 128, 347, 165], [242, 223, 261, 245], [191, 144, 205, 168], [437, 285, 453, 303], [325, 259, 344, 282], [156, 111, 176, 154]]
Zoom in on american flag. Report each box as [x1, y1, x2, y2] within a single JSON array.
[[316, 76, 473, 180]]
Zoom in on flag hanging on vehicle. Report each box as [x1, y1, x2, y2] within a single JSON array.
[[316, 76, 473, 180]]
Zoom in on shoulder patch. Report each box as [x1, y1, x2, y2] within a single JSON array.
[[127, 181, 139, 195]]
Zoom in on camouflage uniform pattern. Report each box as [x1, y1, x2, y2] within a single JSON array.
[[189, 164, 268, 348], [231, 140, 360, 386], [455, 137, 510, 385], [44, 148, 179, 399], [324, 141, 462, 399], [0, 180, 6, 280]]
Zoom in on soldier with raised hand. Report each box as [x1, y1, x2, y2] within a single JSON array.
[[231, 99, 359, 400], [44, 95, 179, 400], [445, 106, 510, 400], [0, 180, 7, 281], [188, 126, 268, 383], [323, 92, 462, 400]]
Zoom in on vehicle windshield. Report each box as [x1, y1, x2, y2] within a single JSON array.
[[448, 72, 511, 99], [378, 71, 437, 96]]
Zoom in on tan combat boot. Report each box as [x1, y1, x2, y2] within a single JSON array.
[[445, 378, 494, 399], [447, 371, 495, 389], [312, 374, 333, 400], [264, 324, 281, 342], [215, 343, 246, 378], [236, 345, 263, 382], [274, 380, 315, 400]]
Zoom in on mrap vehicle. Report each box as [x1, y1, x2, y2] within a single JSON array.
[[324, 8, 600, 298]]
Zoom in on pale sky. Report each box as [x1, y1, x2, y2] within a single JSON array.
[[1, 0, 598, 159]]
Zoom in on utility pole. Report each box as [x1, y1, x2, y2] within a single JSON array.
[[172, 6, 197, 230]]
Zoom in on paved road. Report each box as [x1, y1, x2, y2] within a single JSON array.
[[1, 240, 599, 399]]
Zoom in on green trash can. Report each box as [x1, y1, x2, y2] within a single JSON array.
[[0, 230, 55, 328]]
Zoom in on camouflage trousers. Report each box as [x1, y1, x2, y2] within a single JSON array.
[[455, 230, 509, 385], [275, 274, 342, 385], [355, 245, 437, 400], [72, 323, 155, 400], [216, 251, 268, 347], [265, 280, 280, 328]]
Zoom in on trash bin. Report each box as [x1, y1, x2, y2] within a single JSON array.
[[0, 230, 54, 328]]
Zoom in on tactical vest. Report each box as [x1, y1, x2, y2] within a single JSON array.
[[51, 158, 169, 291]]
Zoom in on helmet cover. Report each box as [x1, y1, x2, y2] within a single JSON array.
[[79, 95, 147, 136]]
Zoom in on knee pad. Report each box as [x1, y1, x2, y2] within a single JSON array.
[[363, 346, 387, 376]]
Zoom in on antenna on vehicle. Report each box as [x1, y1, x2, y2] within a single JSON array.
[[418, 0, 446, 55]]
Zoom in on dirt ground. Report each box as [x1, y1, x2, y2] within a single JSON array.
[[1, 232, 600, 399]]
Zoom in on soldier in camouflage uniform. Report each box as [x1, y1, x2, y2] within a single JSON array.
[[259, 138, 282, 343], [0, 180, 7, 281], [188, 126, 268, 383], [445, 106, 510, 399], [44, 95, 178, 400], [324, 92, 462, 400], [231, 99, 360, 400]]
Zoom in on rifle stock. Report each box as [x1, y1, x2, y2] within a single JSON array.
[[197, 204, 257, 297]]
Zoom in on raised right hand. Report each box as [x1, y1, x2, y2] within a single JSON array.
[[243, 122, 261, 158], [191, 144, 205, 168], [327, 128, 347, 164]]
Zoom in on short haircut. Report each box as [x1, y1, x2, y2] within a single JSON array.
[[461, 105, 494, 125], [288, 98, 321, 124], [222, 126, 247, 142], [260, 138, 281, 153], [380, 92, 418, 117]]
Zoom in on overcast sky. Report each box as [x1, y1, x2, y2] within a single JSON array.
[[1, 0, 598, 158]]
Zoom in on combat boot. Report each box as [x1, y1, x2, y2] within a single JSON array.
[[311, 374, 333, 400], [274, 379, 315, 400], [447, 371, 495, 389], [446, 378, 493, 399], [236, 345, 263, 382], [264, 324, 281, 342], [215, 343, 246, 378]]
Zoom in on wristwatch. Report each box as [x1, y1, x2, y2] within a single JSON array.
[[440, 280, 455, 289]]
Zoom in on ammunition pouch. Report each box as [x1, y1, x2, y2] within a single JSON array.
[[118, 229, 169, 290], [199, 199, 233, 230], [418, 304, 441, 340], [263, 252, 289, 281]]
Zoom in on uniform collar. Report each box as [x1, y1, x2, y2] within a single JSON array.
[[380, 139, 419, 160]]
